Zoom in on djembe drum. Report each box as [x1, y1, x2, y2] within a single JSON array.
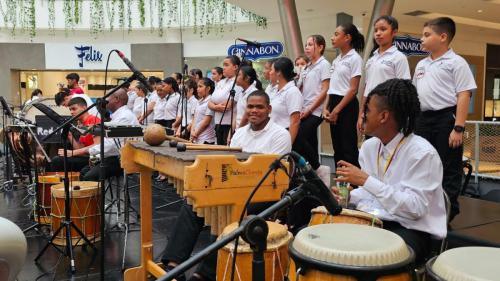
[[309, 206, 383, 228], [289, 224, 415, 281], [426, 247, 500, 281], [217, 221, 292, 281]]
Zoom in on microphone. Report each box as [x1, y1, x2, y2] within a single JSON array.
[[237, 38, 261, 47], [116, 50, 154, 93], [290, 151, 342, 216]]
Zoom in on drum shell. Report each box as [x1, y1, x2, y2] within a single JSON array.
[[216, 222, 292, 281], [309, 206, 383, 228], [288, 241, 414, 281], [36, 172, 80, 224], [50, 181, 100, 246], [425, 256, 444, 281]]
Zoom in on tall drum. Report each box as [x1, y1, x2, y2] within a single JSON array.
[[309, 206, 383, 227], [289, 224, 414, 281], [51, 181, 101, 246], [217, 221, 292, 281], [426, 247, 500, 281], [36, 172, 80, 224]]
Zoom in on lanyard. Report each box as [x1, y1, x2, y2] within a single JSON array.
[[377, 137, 406, 177]]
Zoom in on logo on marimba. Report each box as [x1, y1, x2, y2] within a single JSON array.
[[221, 164, 263, 183], [221, 164, 229, 182]]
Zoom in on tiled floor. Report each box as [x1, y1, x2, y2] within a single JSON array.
[[1, 174, 210, 281]]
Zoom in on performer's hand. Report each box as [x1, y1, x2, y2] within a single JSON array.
[[356, 116, 364, 132], [328, 107, 340, 124], [335, 160, 368, 187], [300, 109, 312, 120], [58, 149, 73, 157], [323, 109, 330, 120], [449, 130, 463, 148], [331, 185, 353, 202]]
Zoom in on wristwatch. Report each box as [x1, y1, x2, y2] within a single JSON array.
[[453, 125, 465, 133]]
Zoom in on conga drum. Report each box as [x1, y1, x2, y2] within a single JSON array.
[[309, 206, 383, 227], [36, 172, 80, 224], [51, 181, 101, 246], [217, 221, 292, 281], [426, 247, 500, 281], [289, 224, 414, 281]]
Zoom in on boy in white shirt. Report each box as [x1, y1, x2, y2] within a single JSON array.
[[413, 17, 476, 221]]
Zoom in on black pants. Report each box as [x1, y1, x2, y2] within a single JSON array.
[[215, 124, 231, 145], [80, 156, 122, 181], [415, 107, 462, 221], [328, 95, 360, 168], [292, 115, 323, 170], [47, 156, 89, 172], [383, 221, 431, 264]]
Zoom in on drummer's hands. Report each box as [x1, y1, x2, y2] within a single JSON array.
[[335, 160, 368, 186], [58, 149, 74, 157]]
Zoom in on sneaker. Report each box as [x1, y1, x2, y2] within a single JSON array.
[[315, 165, 331, 187]]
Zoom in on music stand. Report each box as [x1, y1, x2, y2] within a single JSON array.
[[0, 97, 14, 191]]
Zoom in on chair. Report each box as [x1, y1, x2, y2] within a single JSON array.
[[415, 190, 451, 280]]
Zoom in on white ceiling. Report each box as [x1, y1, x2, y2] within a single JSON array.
[[228, 0, 500, 36]]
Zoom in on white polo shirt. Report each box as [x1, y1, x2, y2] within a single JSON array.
[[265, 83, 278, 97], [230, 119, 292, 155], [299, 56, 331, 116], [153, 96, 168, 120], [413, 49, 477, 111], [270, 81, 302, 129], [211, 77, 243, 125], [364, 46, 411, 97], [164, 92, 181, 120], [193, 96, 216, 144], [127, 91, 137, 109], [328, 49, 363, 96], [177, 95, 198, 127], [350, 133, 447, 238], [236, 83, 258, 128]]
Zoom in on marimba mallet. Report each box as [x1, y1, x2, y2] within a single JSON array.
[[176, 142, 243, 152], [143, 124, 189, 146]]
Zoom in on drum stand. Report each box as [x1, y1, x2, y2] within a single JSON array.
[[34, 126, 97, 273], [1, 103, 14, 192]]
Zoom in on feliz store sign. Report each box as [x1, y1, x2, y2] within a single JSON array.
[[45, 43, 131, 70]]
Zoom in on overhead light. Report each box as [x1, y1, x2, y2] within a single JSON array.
[[477, 9, 483, 13], [404, 10, 430, 16]]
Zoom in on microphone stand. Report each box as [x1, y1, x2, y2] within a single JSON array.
[[218, 43, 251, 141], [1, 103, 13, 191], [36, 73, 137, 276], [158, 185, 308, 281]]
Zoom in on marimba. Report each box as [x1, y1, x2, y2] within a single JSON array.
[[120, 141, 289, 281]]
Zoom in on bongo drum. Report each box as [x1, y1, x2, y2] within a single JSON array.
[[36, 172, 80, 224], [289, 224, 414, 281], [309, 206, 383, 228], [426, 247, 500, 281], [51, 181, 101, 246], [217, 221, 292, 281]]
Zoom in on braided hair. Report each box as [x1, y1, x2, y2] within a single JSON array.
[[365, 79, 421, 136]]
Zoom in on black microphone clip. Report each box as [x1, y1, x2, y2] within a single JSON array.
[[237, 38, 261, 47]]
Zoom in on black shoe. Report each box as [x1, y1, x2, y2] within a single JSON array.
[[162, 264, 186, 281]]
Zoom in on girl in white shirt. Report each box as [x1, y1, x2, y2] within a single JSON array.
[[191, 78, 216, 144], [324, 23, 364, 168], [208, 55, 243, 145], [210, 66, 224, 85], [263, 60, 278, 97], [235, 65, 262, 128], [157, 77, 180, 132], [269, 57, 302, 143], [174, 79, 198, 139], [358, 15, 411, 131], [132, 82, 154, 125], [295, 35, 330, 171]]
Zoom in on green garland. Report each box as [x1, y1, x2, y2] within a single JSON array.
[[0, 0, 268, 38]]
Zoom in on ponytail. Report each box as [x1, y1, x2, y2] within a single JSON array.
[[240, 65, 263, 90], [339, 23, 365, 53]]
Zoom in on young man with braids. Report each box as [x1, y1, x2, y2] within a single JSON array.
[[334, 79, 447, 263]]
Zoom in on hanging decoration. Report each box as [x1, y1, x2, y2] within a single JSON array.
[[0, 0, 267, 39]]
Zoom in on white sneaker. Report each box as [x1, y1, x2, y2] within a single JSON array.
[[316, 165, 331, 187]]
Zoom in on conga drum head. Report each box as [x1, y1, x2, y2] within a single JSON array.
[[217, 221, 292, 281], [51, 181, 99, 198], [290, 224, 414, 280], [310, 206, 383, 227], [427, 247, 500, 281]]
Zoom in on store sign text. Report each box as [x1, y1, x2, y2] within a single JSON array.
[[394, 36, 429, 56], [227, 41, 284, 60], [75, 45, 104, 67]]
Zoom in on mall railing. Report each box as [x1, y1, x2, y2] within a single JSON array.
[[464, 121, 500, 182]]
